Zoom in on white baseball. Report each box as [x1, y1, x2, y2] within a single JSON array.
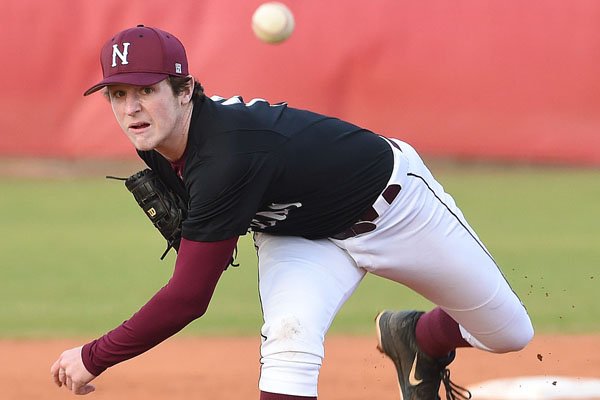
[[252, 2, 295, 44]]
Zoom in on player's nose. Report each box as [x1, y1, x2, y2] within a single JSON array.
[[124, 94, 142, 115]]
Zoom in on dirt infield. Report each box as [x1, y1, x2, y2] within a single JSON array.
[[3, 334, 599, 400]]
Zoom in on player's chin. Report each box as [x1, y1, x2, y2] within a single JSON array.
[[127, 133, 156, 151], [130, 138, 157, 152]]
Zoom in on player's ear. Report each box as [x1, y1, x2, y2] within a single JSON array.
[[180, 75, 194, 105]]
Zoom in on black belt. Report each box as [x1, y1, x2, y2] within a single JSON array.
[[331, 184, 401, 240]]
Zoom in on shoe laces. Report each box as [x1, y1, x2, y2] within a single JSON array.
[[441, 368, 471, 400]]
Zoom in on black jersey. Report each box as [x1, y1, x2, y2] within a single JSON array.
[[139, 95, 393, 241]]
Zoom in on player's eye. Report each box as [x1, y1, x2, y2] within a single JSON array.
[[111, 90, 125, 99], [141, 87, 154, 95]]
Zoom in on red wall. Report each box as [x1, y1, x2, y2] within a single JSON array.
[[2, 0, 599, 165]]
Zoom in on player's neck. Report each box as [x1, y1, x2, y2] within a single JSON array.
[[156, 102, 193, 162]]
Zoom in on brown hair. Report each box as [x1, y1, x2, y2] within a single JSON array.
[[167, 75, 205, 102]]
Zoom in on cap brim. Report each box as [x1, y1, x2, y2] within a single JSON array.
[[83, 72, 169, 96]]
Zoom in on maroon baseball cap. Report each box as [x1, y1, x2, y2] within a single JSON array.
[[83, 25, 188, 96]]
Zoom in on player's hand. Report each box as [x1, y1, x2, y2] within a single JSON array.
[[50, 346, 96, 395]]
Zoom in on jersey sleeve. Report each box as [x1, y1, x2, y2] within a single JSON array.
[[80, 237, 237, 376], [182, 151, 279, 241]]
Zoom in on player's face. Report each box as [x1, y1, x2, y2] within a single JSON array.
[[107, 79, 191, 157]]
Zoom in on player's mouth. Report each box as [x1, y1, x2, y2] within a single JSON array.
[[128, 122, 151, 133]]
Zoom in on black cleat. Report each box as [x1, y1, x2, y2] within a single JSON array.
[[375, 310, 471, 400]]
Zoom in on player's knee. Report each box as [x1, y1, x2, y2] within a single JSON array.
[[261, 314, 324, 356], [488, 315, 535, 353], [464, 308, 534, 353], [505, 320, 534, 352]]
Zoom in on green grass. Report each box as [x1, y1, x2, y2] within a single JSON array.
[[0, 164, 598, 338]]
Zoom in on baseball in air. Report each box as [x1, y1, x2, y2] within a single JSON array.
[[252, 2, 295, 44]]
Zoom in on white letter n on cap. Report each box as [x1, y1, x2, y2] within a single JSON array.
[[112, 42, 131, 67]]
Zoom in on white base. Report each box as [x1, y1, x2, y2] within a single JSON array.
[[468, 376, 600, 399]]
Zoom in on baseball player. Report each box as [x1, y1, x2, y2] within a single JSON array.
[[51, 25, 534, 399]]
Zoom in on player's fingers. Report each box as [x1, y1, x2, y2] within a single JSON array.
[[50, 359, 62, 387], [66, 375, 73, 391], [59, 368, 67, 386]]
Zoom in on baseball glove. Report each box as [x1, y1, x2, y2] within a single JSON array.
[[108, 169, 187, 260]]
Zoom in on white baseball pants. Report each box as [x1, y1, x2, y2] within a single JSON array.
[[254, 139, 534, 397]]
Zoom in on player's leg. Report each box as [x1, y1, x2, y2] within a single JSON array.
[[254, 233, 366, 399], [335, 139, 533, 352], [364, 140, 533, 352], [331, 139, 533, 398]]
